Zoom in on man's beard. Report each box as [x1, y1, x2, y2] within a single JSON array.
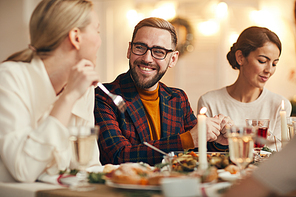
[[129, 60, 168, 89]]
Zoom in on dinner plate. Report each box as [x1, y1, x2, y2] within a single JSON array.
[[59, 176, 79, 186], [203, 182, 232, 196], [86, 165, 120, 173], [169, 151, 227, 155], [105, 180, 161, 191], [218, 170, 240, 182]]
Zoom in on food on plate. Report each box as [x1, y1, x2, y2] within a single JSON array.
[[209, 153, 230, 169], [109, 163, 153, 185], [171, 152, 198, 172], [201, 166, 219, 183], [224, 164, 239, 174], [188, 166, 218, 183], [89, 172, 105, 184], [166, 151, 231, 172], [107, 163, 187, 186], [261, 146, 276, 153], [103, 164, 118, 173]]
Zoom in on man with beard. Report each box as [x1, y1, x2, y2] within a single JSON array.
[[94, 17, 232, 165]]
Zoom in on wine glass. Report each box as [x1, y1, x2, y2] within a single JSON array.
[[226, 125, 255, 178], [287, 117, 296, 140], [69, 126, 99, 191], [246, 119, 270, 161]]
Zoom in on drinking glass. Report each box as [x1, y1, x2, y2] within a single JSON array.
[[287, 117, 296, 140], [245, 119, 270, 161], [226, 126, 254, 178], [69, 126, 99, 191]]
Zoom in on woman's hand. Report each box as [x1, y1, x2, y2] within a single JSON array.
[[206, 117, 221, 141], [50, 59, 99, 126], [63, 59, 100, 101], [214, 114, 234, 138], [212, 114, 234, 145]]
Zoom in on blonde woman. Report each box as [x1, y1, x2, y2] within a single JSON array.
[[0, 0, 101, 182]]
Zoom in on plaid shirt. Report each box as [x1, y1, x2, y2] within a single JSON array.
[[94, 71, 198, 165]]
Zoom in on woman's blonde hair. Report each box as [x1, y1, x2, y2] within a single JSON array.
[[4, 0, 93, 63]]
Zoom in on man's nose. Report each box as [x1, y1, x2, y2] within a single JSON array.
[[141, 49, 154, 62]]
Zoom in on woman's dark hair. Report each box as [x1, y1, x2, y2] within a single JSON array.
[[226, 26, 281, 70]]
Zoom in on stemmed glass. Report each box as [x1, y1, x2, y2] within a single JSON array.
[[69, 126, 99, 191], [226, 126, 255, 178], [246, 119, 270, 161], [287, 117, 296, 140]]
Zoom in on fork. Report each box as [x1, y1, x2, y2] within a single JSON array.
[[143, 142, 198, 171], [97, 82, 127, 113]]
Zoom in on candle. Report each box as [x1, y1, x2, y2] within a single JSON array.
[[198, 107, 208, 170], [280, 100, 288, 148]]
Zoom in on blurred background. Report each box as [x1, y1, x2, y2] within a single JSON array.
[[1, 0, 296, 114]]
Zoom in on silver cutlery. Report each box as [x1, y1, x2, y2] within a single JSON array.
[[97, 82, 127, 113], [143, 142, 198, 171]]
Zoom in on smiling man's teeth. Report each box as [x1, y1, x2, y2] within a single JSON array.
[[140, 67, 152, 71]]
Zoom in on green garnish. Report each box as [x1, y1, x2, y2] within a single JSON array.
[[88, 172, 106, 184], [262, 146, 276, 153]]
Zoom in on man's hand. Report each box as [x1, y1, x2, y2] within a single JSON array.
[[189, 124, 199, 148]]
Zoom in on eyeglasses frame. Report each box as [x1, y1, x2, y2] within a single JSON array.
[[131, 42, 174, 60]]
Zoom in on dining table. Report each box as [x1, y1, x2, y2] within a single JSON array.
[[0, 181, 163, 197], [1, 172, 296, 197]]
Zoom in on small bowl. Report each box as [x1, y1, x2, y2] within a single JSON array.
[[161, 177, 201, 197]]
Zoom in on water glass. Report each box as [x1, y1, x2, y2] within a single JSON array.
[[226, 126, 254, 178], [287, 117, 296, 140], [69, 126, 99, 191]]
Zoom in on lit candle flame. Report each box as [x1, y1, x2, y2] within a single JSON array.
[[281, 100, 285, 110], [200, 107, 207, 115]]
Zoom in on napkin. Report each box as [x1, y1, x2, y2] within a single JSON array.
[[37, 173, 61, 185], [37, 165, 106, 186]]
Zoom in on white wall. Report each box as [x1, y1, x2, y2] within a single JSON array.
[[1, 0, 296, 114]]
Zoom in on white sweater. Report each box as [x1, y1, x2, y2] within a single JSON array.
[[0, 57, 100, 182], [197, 87, 292, 149]]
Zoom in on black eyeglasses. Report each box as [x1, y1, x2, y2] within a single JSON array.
[[131, 42, 174, 60]]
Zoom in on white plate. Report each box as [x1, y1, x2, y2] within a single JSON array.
[[86, 164, 120, 173], [218, 170, 240, 182], [260, 150, 272, 155], [59, 176, 79, 186], [86, 165, 105, 173], [203, 182, 232, 196], [105, 180, 161, 191]]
